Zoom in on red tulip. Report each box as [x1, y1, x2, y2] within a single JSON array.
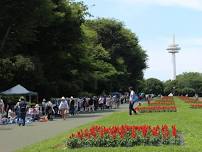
[[172, 125, 177, 137]]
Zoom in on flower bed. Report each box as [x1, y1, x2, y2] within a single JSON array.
[[178, 97, 202, 104], [178, 96, 188, 100], [191, 104, 202, 108], [162, 96, 173, 99], [135, 106, 177, 113], [66, 125, 182, 148], [149, 101, 175, 106], [184, 100, 202, 104], [161, 96, 174, 101], [155, 99, 175, 103]]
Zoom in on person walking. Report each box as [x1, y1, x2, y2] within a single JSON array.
[[106, 96, 112, 109], [129, 87, 138, 115], [14, 102, 20, 124], [98, 96, 104, 110], [147, 94, 152, 105], [93, 96, 99, 111], [82, 97, 86, 112], [42, 98, 46, 115], [69, 97, 75, 116], [59, 97, 69, 120], [19, 97, 28, 126], [88, 97, 94, 112], [0, 97, 4, 114], [46, 101, 54, 120]]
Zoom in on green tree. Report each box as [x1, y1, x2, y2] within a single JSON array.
[[164, 80, 177, 95], [80, 24, 119, 94], [144, 78, 164, 95], [0, 1, 148, 97], [85, 18, 147, 92], [0, 0, 54, 54], [177, 72, 202, 94], [163, 72, 202, 96], [0, 0, 89, 97]]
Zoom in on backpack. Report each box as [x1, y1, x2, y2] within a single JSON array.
[[20, 102, 27, 113], [132, 94, 139, 103]]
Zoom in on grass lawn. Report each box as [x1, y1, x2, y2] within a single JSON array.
[[17, 97, 202, 152]]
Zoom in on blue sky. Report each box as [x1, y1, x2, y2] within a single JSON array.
[[77, 0, 202, 81]]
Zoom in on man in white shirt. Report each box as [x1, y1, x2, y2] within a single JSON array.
[[129, 87, 137, 115]]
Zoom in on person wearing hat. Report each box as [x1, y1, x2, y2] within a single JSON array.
[[32, 104, 40, 121], [19, 96, 28, 126], [42, 98, 46, 115], [59, 97, 69, 120], [46, 101, 54, 121]]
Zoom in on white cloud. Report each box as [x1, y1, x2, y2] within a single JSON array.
[[122, 0, 202, 11]]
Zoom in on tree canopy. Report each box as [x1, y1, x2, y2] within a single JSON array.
[[0, 0, 147, 98], [143, 78, 164, 95], [145, 72, 202, 96], [164, 72, 202, 96]]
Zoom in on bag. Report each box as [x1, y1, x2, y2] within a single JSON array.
[[39, 116, 48, 122], [132, 95, 139, 103]]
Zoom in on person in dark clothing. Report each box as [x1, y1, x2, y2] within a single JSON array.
[[46, 101, 54, 120], [53, 104, 59, 117], [69, 99, 75, 115], [19, 97, 27, 126], [88, 97, 94, 112], [89, 98, 93, 106], [82, 98, 86, 111], [93, 97, 98, 111], [103, 96, 107, 109], [77, 98, 81, 112], [5, 104, 10, 118]]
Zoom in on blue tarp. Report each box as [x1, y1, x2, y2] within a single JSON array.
[[0, 84, 37, 95]]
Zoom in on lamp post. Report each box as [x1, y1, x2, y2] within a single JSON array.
[[166, 35, 181, 80]]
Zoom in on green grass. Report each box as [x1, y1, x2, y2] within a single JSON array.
[[17, 98, 202, 152]]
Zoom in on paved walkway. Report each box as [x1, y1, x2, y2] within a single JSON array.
[[0, 104, 128, 152]]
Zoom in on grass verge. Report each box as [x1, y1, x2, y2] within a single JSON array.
[[17, 98, 202, 152]]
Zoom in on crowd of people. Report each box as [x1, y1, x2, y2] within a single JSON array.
[[0, 87, 199, 126], [0, 86, 150, 126], [0, 94, 129, 126], [40, 95, 128, 120], [0, 96, 31, 126]]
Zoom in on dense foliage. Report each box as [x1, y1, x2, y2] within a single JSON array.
[[142, 72, 202, 96], [164, 72, 202, 96], [143, 78, 164, 95], [0, 0, 147, 98]]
